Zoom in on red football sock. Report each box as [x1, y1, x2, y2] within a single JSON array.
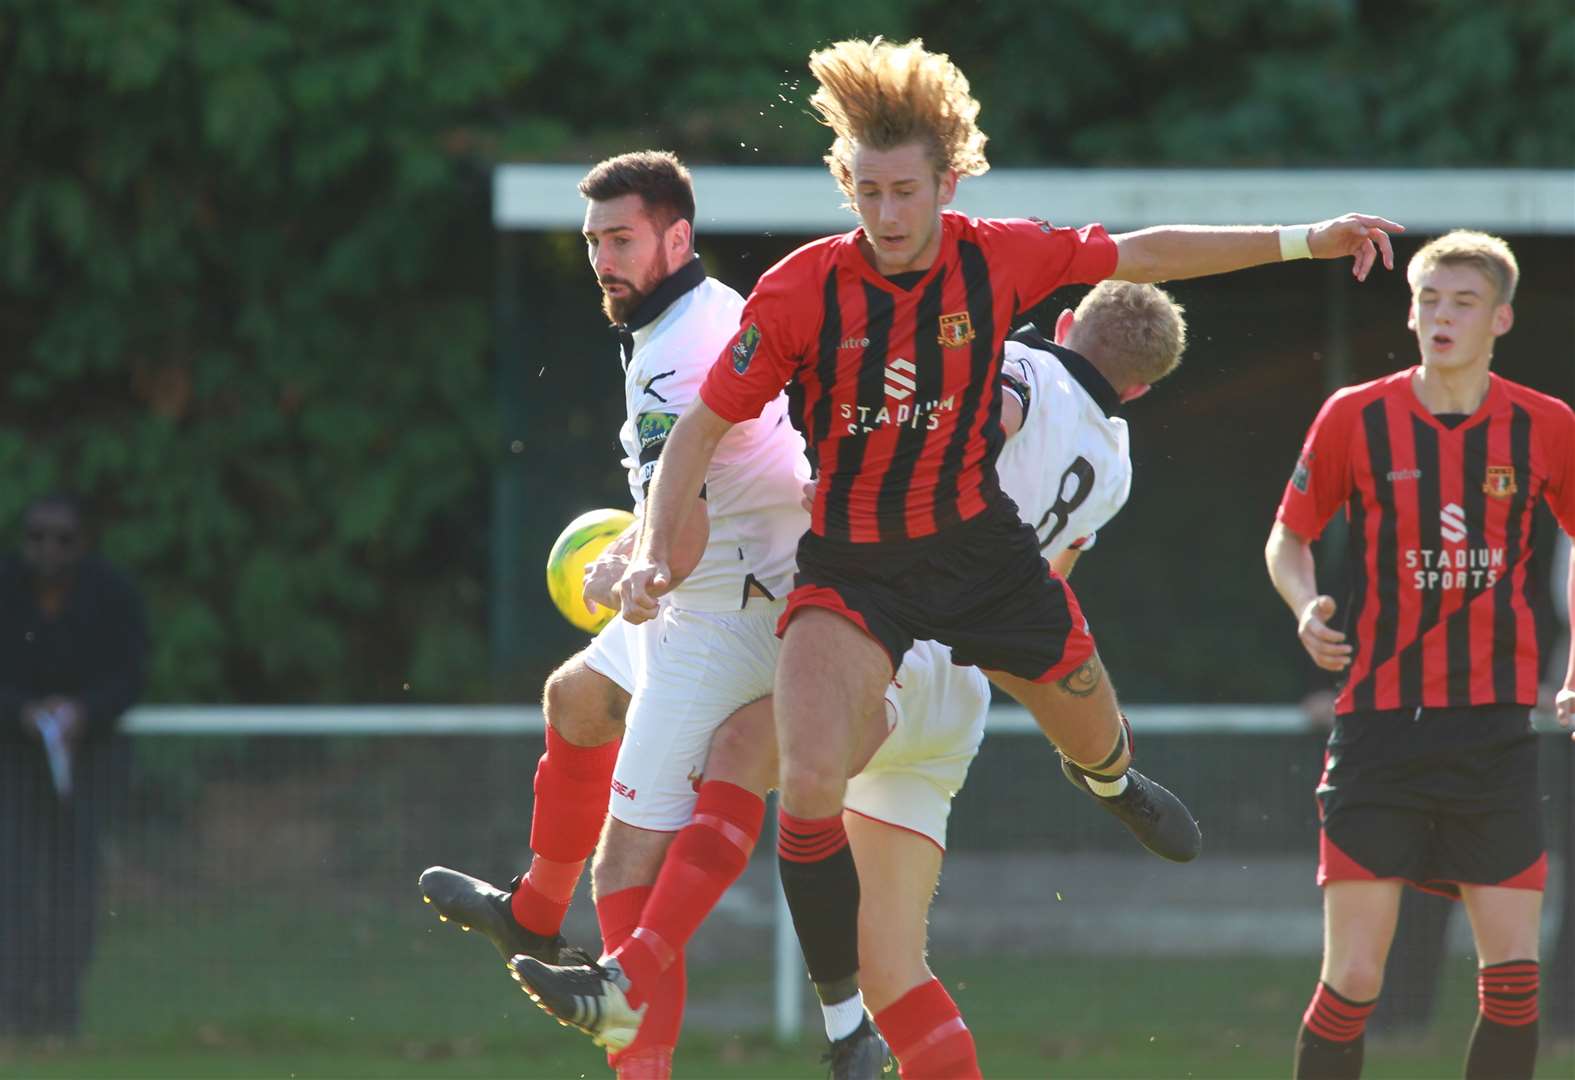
[[614, 1047, 672, 1079], [513, 855, 582, 935], [512, 728, 620, 936], [598, 886, 686, 1076], [596, 885, 652, 955], [875, 978, 981, 1080], [612, 781, 764, 1007]]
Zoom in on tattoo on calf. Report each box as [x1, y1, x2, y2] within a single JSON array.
[[1058, 656, 1103, 698]]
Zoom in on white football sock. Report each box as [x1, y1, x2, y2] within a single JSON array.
[[822, 992, 866, 1042], [1086, 772, 1129, 797]]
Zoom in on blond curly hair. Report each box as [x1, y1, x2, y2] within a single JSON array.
[[808, 37, 990, 199], [1407, 230, 1519, 304], [1067, 281, 1188, 389]]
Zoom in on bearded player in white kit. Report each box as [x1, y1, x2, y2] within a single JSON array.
[[512, 278, 1189, 1079], [419, 150, 813, 1078]]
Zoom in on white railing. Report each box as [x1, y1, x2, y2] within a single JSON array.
[[119, 702, 1302, 1041], [123, 702, 1307, 735]]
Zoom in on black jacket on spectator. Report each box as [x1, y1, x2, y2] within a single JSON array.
[[0, 552, 148, 744], [0, 550, 148, 1037]]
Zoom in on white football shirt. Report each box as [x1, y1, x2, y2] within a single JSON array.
[[995, 325, 1133, 557], [618, 259, 810, 612]]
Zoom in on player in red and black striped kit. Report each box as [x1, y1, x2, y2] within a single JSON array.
[[1268, 231, 1575, 1080], [518, 37, 1402, 1077]]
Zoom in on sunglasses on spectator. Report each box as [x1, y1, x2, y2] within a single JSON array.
[[25, 529, 80, 546]]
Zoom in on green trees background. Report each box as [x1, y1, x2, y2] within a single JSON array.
[[3, 0, 1571, 702]]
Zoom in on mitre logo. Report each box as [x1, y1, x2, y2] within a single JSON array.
[[885, 357, 917, 401], [1440, 502, 1467, 543]]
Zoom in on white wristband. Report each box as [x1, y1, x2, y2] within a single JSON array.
[[1279, 226, 1313, 262]]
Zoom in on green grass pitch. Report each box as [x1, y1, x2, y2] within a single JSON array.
[[4, 904, 1570, 1078]]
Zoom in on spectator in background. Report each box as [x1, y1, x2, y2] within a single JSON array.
[[0, 492, 148, 1042]]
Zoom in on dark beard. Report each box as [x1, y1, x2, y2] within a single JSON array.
[[600, 248, 672, 326], [601, 285, 645, 325]]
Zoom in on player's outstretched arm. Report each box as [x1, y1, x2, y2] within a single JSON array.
[[615, 400, 734, 624], [1112, 214, 1403, 285], [1265, 521, 1351, 672], [1559, 549, 1575, 737]]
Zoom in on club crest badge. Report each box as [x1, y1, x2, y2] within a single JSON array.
[[1482, 465, 1517, 498], [938, 312, 975, 348]]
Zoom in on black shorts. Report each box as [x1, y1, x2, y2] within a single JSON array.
[[778, 498, 1095, 682], [1316, 705, 1546, 898]]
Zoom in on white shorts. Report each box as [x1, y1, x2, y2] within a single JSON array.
[[608, 600, 784, 831], [844, 639, 990, 850], [581, 612, 643, 696]]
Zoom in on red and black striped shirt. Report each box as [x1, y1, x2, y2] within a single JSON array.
[[700, 211, 1117, 544], [1277, 368, 1575, 715]]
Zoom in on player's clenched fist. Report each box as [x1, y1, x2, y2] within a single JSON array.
[[1297, 595, 1352, 672], [616, 558, 672, 624]]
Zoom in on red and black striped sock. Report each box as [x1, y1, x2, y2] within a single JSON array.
[[776, 809, 861, 1004], [1294, 981, 1375, 1080], [1464, 959, 1538, 1080]]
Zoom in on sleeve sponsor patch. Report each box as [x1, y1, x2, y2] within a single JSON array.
[[730, 324, 760, 373], [1291, 450, 1314, 494]]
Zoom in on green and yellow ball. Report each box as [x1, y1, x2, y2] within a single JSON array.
[[546, 508, 636, 633]]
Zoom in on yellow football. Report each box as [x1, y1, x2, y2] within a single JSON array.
[[545, 508, 636, 633]]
